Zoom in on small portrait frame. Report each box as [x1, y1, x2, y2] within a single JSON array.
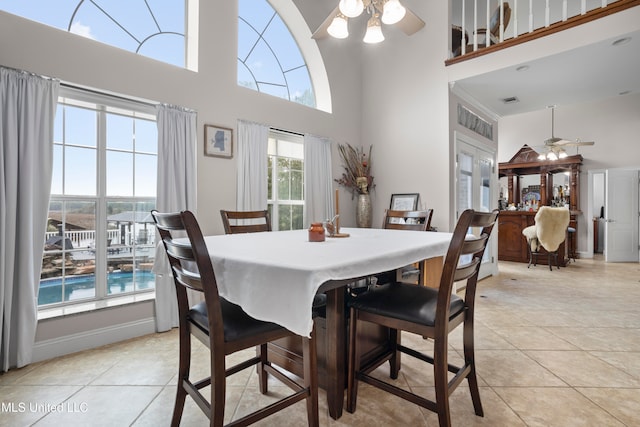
[[205, 124, 233, 158], [390, 193, 420, 211]]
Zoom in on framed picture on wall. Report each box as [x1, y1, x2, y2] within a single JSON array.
[[390, 193, 420, 211], [205, 124, 233, 158]]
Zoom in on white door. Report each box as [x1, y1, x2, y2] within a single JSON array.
[[456, 137, 497, 278], [605, 169, 639, 262]]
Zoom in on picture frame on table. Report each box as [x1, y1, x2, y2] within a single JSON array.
[[205, 124, 233, 158], [390, 193, 420, 211]]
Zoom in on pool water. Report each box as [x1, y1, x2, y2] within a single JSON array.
[[38, 271, 155, 305]]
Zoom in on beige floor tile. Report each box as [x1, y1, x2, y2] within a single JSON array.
[[494, 387, 625, 427], [0, 385, 82, 427], [589, 351, 640, 379], [491, 326, 580, 350], [90, 350, 177, 386], [331, 382, 427, 426], [12, 350, 118, 386], [32, 385, 162, 426], [525, 350, 640, 387], [577, 388, 640, 426], [545, 327, 640, 352], [475, 349, 566, 387], [417, 386, 527, 426]]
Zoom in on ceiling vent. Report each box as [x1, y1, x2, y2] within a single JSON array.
[[501, 96, 519, 104]]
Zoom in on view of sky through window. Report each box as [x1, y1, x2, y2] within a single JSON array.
[[1, 0, 185, 67], [238, 0, 315, 107]]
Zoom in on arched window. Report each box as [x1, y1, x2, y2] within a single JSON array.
[[238, 0, 329, 111], [1, 1, 190, 69]]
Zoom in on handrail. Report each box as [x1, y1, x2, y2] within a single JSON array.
[[447, 0, 639, 66]]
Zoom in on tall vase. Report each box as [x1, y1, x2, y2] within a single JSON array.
[[356, 193, 373, 228]]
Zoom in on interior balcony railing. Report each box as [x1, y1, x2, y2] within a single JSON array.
[[446, 0, 639, 65]]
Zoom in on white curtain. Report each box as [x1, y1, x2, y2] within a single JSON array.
[[153, 104, 197, 332], [0, 67, 59, 371], [237, 120, 269, 210], [303, 134, 334, 226]]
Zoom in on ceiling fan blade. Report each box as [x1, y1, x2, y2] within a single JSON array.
[[312, 6, 340, 40], [395, 7, 425, 36], [544, 137, 564, 145], [559, 140, 596, 147]]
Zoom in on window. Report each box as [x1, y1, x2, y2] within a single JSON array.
[[1, 1, 190, 69], [40, 89, 157, 307], [238, 0, 315, 108], [268, 131, 304, 230]]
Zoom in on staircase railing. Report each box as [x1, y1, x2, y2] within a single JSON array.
[[448, 0, 639, 63]]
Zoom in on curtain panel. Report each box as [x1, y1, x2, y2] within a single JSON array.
[[153, 104, 197, 332], [0, 67, 59, 371], [236, 120, 269, 211], [303, 134, 334, 226]]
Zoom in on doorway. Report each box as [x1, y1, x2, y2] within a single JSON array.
[[455, 133, 497, 278], [588, 168, 640, 262]]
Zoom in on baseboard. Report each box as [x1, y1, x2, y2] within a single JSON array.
[[32, 317, 156, 363]]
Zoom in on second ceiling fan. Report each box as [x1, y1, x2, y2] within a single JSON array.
[[537, 106, 595, 160]]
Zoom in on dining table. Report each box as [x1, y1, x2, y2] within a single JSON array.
[[199, 226, 452, 419]]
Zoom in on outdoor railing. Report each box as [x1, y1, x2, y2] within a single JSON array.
[[45, 229, 155, 249]]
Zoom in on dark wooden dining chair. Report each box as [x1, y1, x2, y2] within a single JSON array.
[[376, 209, 435, 285], [382, 208, 434, 231], [152, 210, 318, 427], [220, 209, 271, 234], [347, 209, 499, 427]]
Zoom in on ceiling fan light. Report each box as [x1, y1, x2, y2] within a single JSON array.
[[558, 150, 568, 159], [538, 153, 546, 161], [327, 14, 349, 39], [547, 152, 558, 161], [382, 0, 406, 25], [339, 0, 364, 18], [363, 15, 385, 43]]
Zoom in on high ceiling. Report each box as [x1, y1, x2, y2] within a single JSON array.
[[450, 30, 640, 117]]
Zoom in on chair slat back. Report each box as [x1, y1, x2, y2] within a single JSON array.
[[382, 209, 434, 232], [220, 210, 272, 234], [436, 209, 499, 328], [152, 210, 224, 332]]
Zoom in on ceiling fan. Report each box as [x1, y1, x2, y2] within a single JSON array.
[[312, 0, 425, 43], [536, 106, 595, 160]]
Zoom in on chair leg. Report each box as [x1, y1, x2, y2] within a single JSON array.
[[433, 337, 452, 427], [389, 328, 400, 380], [171, 324, 191, 427], [257, 344, 268, 394], [346, 308, 361, 413], [210, 352, 227, 427], [302, 325, 319, 427], [548, 252, 552, 271], [463, 320, 484, 417]]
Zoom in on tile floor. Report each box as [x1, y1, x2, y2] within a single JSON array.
[[2, 257, 640, 426]]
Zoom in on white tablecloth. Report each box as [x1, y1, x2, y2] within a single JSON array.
[[155, 228, 451, 337]]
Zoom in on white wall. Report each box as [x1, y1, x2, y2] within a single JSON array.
[[360, 1, 453, 231], [499, 93, 640, 253]]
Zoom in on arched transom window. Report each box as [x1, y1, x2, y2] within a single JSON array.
[[1, 1, 189, 69], [238, 0, 316, 108]]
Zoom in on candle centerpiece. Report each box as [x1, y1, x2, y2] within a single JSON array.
[[326, 189, 349, 238]]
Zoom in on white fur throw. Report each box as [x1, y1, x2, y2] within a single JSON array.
[[535, 207, 570, 252], [522, 225, 539, 252]]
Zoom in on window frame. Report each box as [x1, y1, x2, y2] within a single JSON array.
[[267, 130, 304, 231], [40, 87, 157, 309]]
